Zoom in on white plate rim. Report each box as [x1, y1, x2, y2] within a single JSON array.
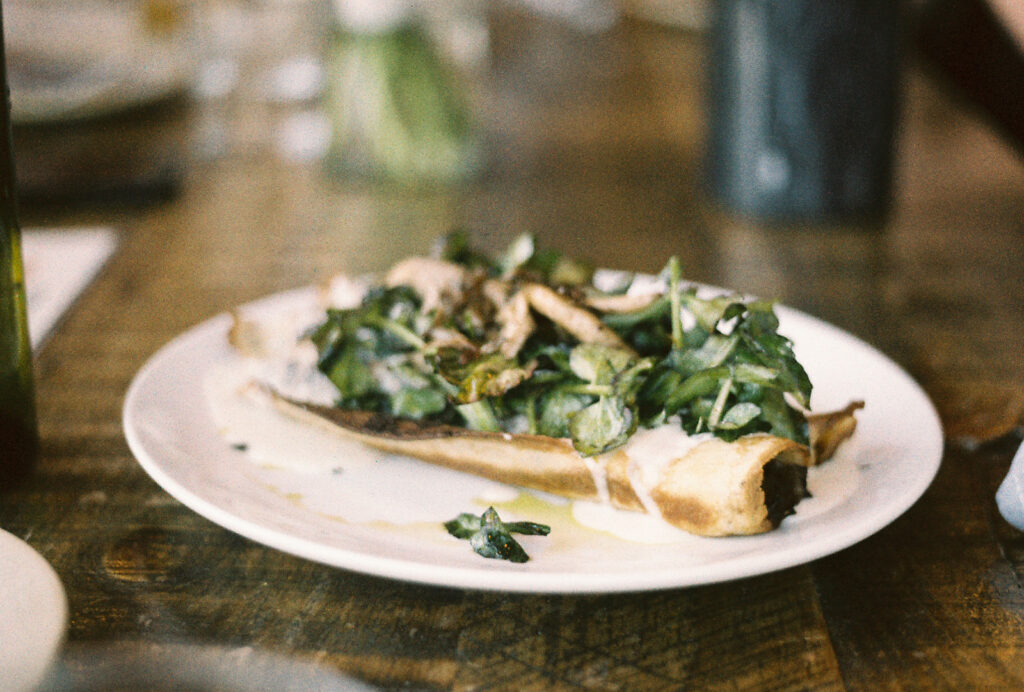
[[123, 286, 944, 593]]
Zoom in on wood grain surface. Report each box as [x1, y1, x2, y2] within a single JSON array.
[[3, 9, 1023, 690]]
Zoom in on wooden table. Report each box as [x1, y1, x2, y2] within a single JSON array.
[[6, 10, 1024, 690]]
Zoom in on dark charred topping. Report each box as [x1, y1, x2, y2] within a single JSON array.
[[761, 460, 810, 527]]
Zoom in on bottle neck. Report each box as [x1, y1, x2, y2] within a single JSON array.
[[0, 0, 39, 484]]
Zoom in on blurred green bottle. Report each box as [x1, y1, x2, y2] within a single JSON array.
[[0, 5, 39, 487]]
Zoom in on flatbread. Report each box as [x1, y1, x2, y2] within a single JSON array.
[[225, 251, 863, 537], [255, 386, 859, 536]]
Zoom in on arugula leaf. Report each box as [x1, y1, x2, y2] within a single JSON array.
[[664, 366, 730, 412], [569, 396, 635, 456], [443, 512, 483, 539], [718, 402, 762, 429], [320, 341, 376, 400], [456, 400, 503, 432], [568, 343, 634, 385], [444, 507, 550, 563], [389, 386, 448, 420], [536, 388, 593, 438]]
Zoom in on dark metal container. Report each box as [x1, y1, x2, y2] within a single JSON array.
[[707, 0, 903, 223]]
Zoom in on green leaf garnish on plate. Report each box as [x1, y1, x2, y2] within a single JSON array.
[[444, 507, 551, 563]]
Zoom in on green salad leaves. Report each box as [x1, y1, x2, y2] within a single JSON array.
[[309, 233, 811, 456]]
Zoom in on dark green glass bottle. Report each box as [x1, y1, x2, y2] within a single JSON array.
[[0, 4, 39, 487]]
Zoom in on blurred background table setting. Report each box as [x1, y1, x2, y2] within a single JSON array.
[[4, 0, 195, 204], [1, 0, 1023, 689]]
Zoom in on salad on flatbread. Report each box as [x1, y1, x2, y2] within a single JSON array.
[[226, 233, 862, 541]]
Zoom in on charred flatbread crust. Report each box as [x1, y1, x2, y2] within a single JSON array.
[[255, 386, 860, 537], [646, 436, 808, 535]]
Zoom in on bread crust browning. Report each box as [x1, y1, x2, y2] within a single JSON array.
[[257, 386, 856, 536], [262, 389, 600, 500], [649, 436, 807, 536]]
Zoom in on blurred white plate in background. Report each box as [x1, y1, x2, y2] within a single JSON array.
[[0, 528, 67, 692]]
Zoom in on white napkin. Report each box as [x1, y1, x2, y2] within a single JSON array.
[[22, 227, 118, 350]]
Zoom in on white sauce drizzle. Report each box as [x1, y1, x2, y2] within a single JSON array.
[[205, 363, 520, 522], [572, 501, 696, 544], [620, 423, 712, 519], [583, 456, 610, 504]]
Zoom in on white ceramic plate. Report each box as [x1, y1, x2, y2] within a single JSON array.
[[0, 529, 68, 691], [123, 287, 943, 593]]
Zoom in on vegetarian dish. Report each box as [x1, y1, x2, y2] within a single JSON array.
[[227, 233, 862, 540]]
